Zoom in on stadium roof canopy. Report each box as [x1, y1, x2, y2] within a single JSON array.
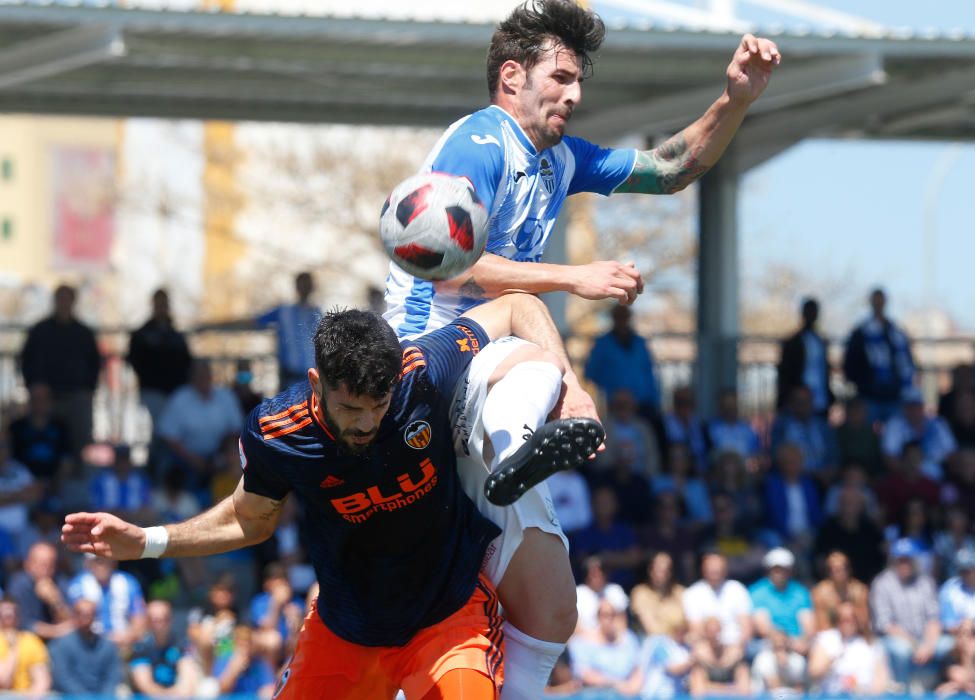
[[3, 0, 975, 409]]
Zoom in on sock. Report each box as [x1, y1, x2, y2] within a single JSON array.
[[481, 361, 563, 470], [500, 622, 566, 700]]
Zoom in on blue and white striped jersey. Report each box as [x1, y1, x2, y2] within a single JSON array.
[[384, 105, 636, 338]]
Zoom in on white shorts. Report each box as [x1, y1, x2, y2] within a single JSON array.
[[449, 335, 569, 587]]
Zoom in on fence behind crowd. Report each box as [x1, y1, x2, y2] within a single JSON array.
[[0, 325, 972, 445]]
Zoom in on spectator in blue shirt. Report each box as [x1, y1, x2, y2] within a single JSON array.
[[67, 555, 146, 648], [881, 387, 957, 481], [663, 386, 710, 473], [771, 384, 839, 486], [257, 272, 322, 390], [248, 563, 302, 654], [585, 304, 660, 421], [568, 598, 641, 691], [749, 548, 815, 655], [130, 599, 198, 697], [89, 444, 153, 524], [707, 388, 761, 465], [616, 633, 693, 699], [8, 383, 73, 492], [49, 598, 121, 695], [764, 442, 823, 557], [570, 486, 643, 588], [940, 548, 975, 635]]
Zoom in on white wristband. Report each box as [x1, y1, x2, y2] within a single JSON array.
[[140, 526, 169, 559]]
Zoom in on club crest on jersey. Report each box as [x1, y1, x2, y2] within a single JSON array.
[[404, 420, 432, 450], [539, 158, 555, 194]]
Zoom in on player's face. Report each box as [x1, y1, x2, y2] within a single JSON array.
[[320, 382, 392, 455], [510, 42, 583, 151]]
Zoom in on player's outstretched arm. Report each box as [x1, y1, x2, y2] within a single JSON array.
[[437, 252, 643, 305], [61, 478, 284, 560], [616, 34, 780, 195]]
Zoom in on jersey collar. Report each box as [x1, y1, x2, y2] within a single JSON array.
[[310, 393, 336, 442], [488, 104, 538, 156]]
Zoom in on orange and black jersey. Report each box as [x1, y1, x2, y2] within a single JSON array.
[[239, 318, 500, 647]]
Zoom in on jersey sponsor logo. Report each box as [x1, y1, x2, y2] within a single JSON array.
[[514, 218, 546, 253], [456, 324, 481, 355], [470, 134, 501, 148], [404, 420, 432, 450], [330, 458, 438, 523], [319, 475, 345, 488]]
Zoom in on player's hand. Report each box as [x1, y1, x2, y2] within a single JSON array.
[[61, 511, 146, 560], [569, 261, 644, 305], [726, 34, 780, 105]]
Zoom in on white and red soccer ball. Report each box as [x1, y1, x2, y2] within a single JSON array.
[[380, 172, 489, 281]]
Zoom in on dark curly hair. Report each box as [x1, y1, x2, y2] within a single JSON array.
[[487, 0, 606, 99], [313, 309, 401, 398]]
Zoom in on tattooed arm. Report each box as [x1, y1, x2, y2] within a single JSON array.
[[436, 252, 644, 305], [61, 479, 283, 560], [616, 34, 780, 195]]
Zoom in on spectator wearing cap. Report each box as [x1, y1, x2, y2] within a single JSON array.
[[749, 548, 815, 656], [843, 287, 915, 423], [67, 555, 147, 648], [575, 556, 629, 634], [870, 538, 953, 688], [683, 552, 753, 650], [568, 598, 641, 691], [89, 445, 153, 525], [777, 297, 833, 415], [48, 598, 121, 695], [939, 549, 975, 635], [0, 598, 51, 695], [584, 305, 661, 422], [19, 284, 101, 457], [881, 387, 956, 480]]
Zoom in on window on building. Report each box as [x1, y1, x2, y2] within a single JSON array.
[[0, 159, 11, 181], [1, 218, 12, 240]]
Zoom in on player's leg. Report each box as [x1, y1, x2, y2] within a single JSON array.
[[420, 669, 498, 700]]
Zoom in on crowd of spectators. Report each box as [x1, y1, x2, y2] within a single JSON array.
[[2, 281, 975, 698], [551, 289, 975, 697], [0, 278, 321, 697]]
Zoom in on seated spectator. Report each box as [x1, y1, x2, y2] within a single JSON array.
[[0, 598, 51, 695], [708, 450, 763, 528], [814, 485, 886, 584], [943, 448, 975, 517], [934, 506, 975, 580], [812, 551, 870, 633], [771, 384, 839, 485], [547, 467, 592, 535], [884, 497, 935, 575], [823, 463, 880, 521], [0, 430, 43, 545], [232, 359, 264, 417], [631, 552, 687, 638], [595, 389, 661, 478], [616, 633, 693, 699], [938, 623, 975, 696], [687, 617, 750, 696], [652, 444, 712, 527], [567, 598, 640, 691], [188, 574, 239, 674], [156, 359, 244, 491], [68, 555, 147, 648], [870, 538, 953, 689], [808, 601, 889, 695], [947, 391, 975, 451], [940, 548, 975, 636], [545, 651, 580, 696], [696, 492, 766, 583], [751, 629, 806, 694], [8, 383, 73, 490], [881, 387, 956, 480], [592, 459, 654, 527], [49, 598, 121, 695], [683, 552, 752, 650], [130, 599, 198, 697], [6, 542, 72, 641], [210, 625, 278, 697], [764, 443, 823, 558], [749, 548, 815, 655], [835, 397, 883, 477], [663, 386, 709, 473], [876, 440, 941, 527], [638, 491, 696, 585], [210, 433, 243, 504], [706, 388, 761, 464], [570, 486, 642, 587], [249, 563, 302, 650], [89, 444, 153, 524], [575, 556, 628, 634]]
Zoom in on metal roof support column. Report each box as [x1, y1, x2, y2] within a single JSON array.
[[695, 150, 739, 418]]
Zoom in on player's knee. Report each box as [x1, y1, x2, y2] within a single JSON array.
[[511, 346, 563, 375]]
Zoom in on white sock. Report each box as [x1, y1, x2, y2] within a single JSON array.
[[481, 361, 563, 470], [500, 622, 566, 700]]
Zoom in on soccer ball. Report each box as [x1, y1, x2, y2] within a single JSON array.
[[380, 172, 489, 281]]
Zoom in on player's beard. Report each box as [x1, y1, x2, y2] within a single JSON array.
[[320, 399, 378, 457]]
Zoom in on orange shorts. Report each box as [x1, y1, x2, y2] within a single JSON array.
[[272, 574, 504, 700]]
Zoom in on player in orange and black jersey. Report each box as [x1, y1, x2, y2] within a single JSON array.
[[60, 292, 600, 699]]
